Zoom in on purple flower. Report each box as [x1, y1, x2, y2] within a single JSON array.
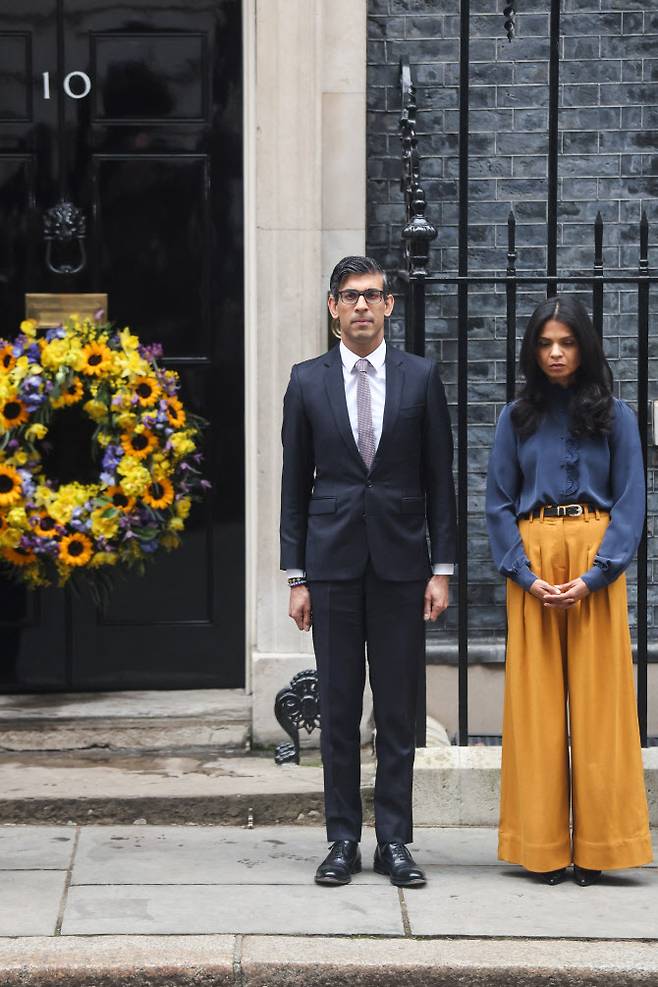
[[102, 444, 123, 474], [45, 326, 66, 341]]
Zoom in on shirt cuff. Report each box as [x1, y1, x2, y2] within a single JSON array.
[[432, 564, 454, 576], [581, 565, 609, 593], [286, 569, 306, 580], [513, 564, 538, 592]]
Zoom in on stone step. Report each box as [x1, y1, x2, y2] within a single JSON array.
[[0, 689, 251, 752], [0, 748, 375, 825], [413, 746, 658, 827], [0, 935, 657, 986]]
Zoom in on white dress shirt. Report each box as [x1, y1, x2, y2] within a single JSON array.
[[287, 339, 454, 579]]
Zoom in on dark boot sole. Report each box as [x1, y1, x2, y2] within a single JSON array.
[[315, 860, 362, 886], [373, 859, 426, 887]]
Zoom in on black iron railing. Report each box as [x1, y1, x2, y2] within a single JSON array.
[[398, 6, 657, 748]]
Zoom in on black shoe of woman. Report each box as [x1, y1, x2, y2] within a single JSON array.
[[531, 867, 567, 885], [573, 865, 602, 887]]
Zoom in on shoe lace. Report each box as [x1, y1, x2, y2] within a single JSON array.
[[330, 840, 354, 859], [386, 843, 411, 863]]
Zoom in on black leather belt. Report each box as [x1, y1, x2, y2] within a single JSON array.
[[519, 502, 603, 521]]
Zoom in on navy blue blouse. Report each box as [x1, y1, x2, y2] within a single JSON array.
[[485, 385, 645, 593]]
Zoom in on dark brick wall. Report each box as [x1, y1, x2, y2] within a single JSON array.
[[367, 0, 658, 655]]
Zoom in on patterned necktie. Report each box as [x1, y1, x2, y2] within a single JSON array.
[[355, 358, 375, 469]]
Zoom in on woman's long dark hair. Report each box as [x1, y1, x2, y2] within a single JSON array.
[[511, 296, 614, 439]]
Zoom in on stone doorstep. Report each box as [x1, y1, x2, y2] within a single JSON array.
[[0, 936, 657, 987], [413, 746, 658, 828], [0, 690, 251, 752]]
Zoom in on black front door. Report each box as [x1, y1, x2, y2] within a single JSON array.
[[0, 0, 244, 690]]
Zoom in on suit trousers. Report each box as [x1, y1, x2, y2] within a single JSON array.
[[500, 511, 653, 872], [309, 564, 426, 845]]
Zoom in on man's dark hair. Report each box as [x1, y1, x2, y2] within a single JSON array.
[[329, 256, 389, 299], [511, 295, 614, 439]]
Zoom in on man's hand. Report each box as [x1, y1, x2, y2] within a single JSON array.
[[529, 576, 590, 608], [289, 585, 312, 631], [424, 574, 449, 622]]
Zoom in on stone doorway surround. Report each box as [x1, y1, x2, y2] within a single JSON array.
[[243, 0, 368, 744]]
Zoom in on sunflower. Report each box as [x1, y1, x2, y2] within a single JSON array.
[[52, 376, 83, 408], [0, 345, 15, 373], [133, 376, 161, 408], [105, 486, 135, 513], [32, 511, 58, 538], [79, 341, 113, 376], [165, 396, 186, 427], [0, 514, 7, 535], [0, 396, 29, 430], [2, 545, 36, 567], [59, 533, 93, 567], [120, 428, 157, 460], [142, 476, 174, 509], [0, 465, 22, 507]]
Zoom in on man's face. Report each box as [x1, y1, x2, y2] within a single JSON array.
[[327, 272, 394, 355]]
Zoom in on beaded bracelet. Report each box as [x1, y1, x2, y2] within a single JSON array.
[[288, 576, 308, 588]]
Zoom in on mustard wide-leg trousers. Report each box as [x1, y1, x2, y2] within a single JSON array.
[[499, 511, 653, 872]]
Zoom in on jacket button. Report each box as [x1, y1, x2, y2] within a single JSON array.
[[367, 481, 373, 488]]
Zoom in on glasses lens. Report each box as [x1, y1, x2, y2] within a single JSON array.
[[363, 289, 384, 303], [340, 290, 359, 304]]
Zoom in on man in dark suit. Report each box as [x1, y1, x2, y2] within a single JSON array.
[[280, 256, 456, 887]]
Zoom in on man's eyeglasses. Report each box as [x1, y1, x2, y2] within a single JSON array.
[[336, 289, 386, 306]]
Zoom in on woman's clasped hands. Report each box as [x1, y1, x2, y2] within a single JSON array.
[[529, 577, 591, 608]]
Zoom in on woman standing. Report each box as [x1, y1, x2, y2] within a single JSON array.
[[486, 295, 652, 886]]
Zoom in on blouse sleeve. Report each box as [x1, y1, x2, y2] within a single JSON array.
[[581, 400, 646, 593], [485, 404, 537, 591]]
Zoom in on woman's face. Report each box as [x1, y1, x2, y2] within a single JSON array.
[[536, 319, 581, 387]]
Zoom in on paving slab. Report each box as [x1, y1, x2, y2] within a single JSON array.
[[404, 863, 658, 939], [73, 824, 383, 885], [61, 883, 404, 936], [0, 872, 66, 936], [0, 826, 75, 870]]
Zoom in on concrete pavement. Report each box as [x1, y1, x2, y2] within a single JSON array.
[[0, 823, 656, 985]]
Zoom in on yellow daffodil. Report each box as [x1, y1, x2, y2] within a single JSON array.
[[83, 399, 108, 423], [25, 423, 47, 443], [19, 319, 38, 338]]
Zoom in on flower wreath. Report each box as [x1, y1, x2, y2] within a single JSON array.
[[0, 315, 208, 595]]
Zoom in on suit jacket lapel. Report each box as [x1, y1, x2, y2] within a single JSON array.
[[372, 347, 404, 470], [323, 345, 366, 471]]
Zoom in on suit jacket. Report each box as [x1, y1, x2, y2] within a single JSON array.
[[280, 342, 456, 581]]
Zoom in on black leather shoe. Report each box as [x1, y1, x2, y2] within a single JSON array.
[[573, 865, 602, 887], [374, 843, 426, 887], [314, 841, 361, 886], [534, 867, 567, 886]]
